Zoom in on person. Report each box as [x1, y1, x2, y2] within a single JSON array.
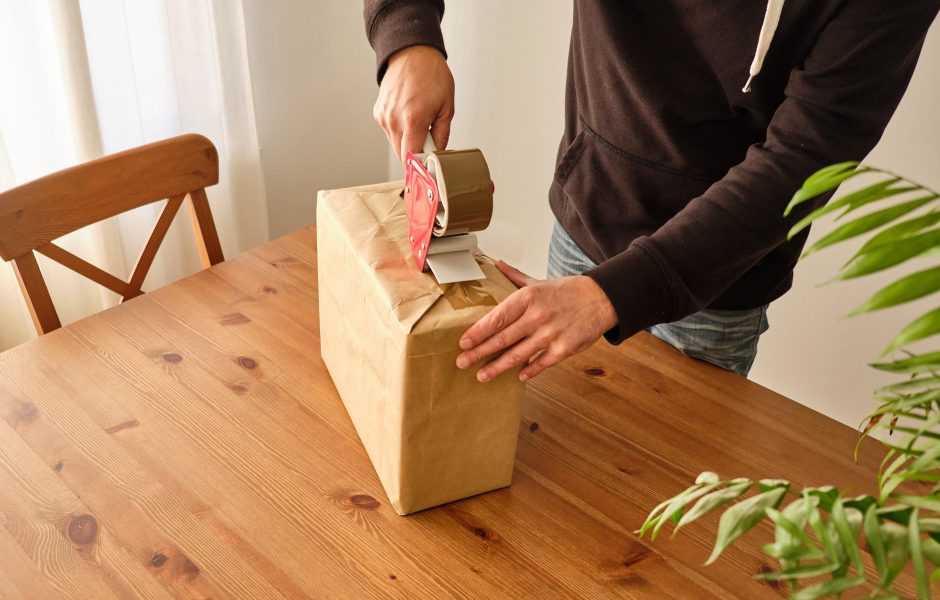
[[363, 0, 939, 382]]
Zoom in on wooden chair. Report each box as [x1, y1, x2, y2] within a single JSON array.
[[0, 133, 224, 335]]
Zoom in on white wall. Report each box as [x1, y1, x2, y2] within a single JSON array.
[[429, 2, 940, 426], [241, 0, 389, 238]]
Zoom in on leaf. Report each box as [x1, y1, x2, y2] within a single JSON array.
[[884, 306, 940, 355], [706, 486, 788, 565], [754, 561, 837, 580], [895, 495, 940, 513], [638, 474, 723, 537], [784, 162, 864, 216], [871, 352, 940, 374], [855, 211, 940, 259], [758, 478, 790, 493], [879, 505, 916, 526], [763, 503, 823, 563], [807, 496, 840, 563], [871, 389, 940, 417], [923, 538, 940, 566], [638, 479, 721, 539], [805, 486, 839, 512], [652, 481, 722, 538], [791, 576, 866, 600], [835, 228, 940, 281], [802, 161, 861, 191], [788, 178, 908, 238], [910, 509, 930, 600], [831, 499, 864, 572], [865, 505, 888, 579], [909, 442, 940, 472], [851, 266, 940, 316], [878, 374, 940, 394], [881, 521, 912, 588], [843, 494, 878, 515], [696, 471, 720, 485], [804, 195, 938, 257], [674, 479, 751, 532]]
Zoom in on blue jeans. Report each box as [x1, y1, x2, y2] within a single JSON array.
[[547, 221, 769, 377]]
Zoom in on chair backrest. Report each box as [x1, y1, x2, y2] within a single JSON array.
[[0, 133, 224, 335]]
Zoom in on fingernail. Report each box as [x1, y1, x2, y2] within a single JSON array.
[[477, 371, 489, 383], [459, 338, 472, 350], [519, 373, 529, 382], [456, 355, 469, 369]]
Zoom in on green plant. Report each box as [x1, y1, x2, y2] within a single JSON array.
[[639, 163, 940, 599]]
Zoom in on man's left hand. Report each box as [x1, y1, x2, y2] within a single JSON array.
[[456, 260, 618, 383]]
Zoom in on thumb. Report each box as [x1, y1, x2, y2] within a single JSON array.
[[430, 113, 451, 151], [495, 260, 536, 288]]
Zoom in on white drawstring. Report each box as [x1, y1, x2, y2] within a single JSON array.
[[742, 0, 785, 93]]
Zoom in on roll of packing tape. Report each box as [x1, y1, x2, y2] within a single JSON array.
[[424, 149, 493, 238]]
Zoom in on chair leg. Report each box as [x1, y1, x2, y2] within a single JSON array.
[[187, 188, 224, 268], [12, 252, 61, 335]]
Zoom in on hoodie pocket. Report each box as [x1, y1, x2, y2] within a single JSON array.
[[553, 125, 716, 258], [553, 130, 588, 187]]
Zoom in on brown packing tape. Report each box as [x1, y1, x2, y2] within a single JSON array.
[[440, 273, 498, 310], [428, 149, 493, 236]]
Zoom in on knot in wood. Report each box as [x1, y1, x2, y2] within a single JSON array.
[[66, 514, 98, 545]]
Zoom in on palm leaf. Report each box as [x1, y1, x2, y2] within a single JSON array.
[[787, 179, 912, 239], [834, 228, 940, 281], [804, 195, 938, 257], [884, 307, 940, 355], [854, 211, 940, 260], [851, 266, 940, 316], [785, 162, 864, 216]]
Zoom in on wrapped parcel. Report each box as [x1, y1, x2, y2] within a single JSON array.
[[316, 181, 525, 514]]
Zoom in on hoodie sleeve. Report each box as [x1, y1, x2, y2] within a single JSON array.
[[585, 0, 940, 343], [363, 0, 446, 84]]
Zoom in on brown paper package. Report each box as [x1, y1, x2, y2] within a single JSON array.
[[316, 181, 526, 515]]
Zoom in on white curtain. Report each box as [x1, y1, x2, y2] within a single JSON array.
[[0, 0, 269, 350]]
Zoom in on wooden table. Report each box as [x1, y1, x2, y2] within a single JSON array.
[[0, 226, 908, 599]]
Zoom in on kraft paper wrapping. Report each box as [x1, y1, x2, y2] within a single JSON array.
[[316, 181, 525, 515]]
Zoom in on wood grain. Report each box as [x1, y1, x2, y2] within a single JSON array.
[[0, 226, 915, 599], [0, 134, 225, 335], [0, 135, 218, 261]]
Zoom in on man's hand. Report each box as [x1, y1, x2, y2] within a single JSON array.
[[374, 45, 455, 162], [456, 261, 618, 383]]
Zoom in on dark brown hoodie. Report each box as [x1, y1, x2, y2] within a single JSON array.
[[364, 0, 939, 343]]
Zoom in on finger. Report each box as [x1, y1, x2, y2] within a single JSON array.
[[495, 260, 537, 288], [430, 113, 451, 152], [518, 348, 566, 382], [388, 118, 405, 163], [374, 103, 397, 150], [456, 313, 534, 369], [379, 120, 395, 149], [476, 335, 546, 383], [400, 122, 429, 162], [459, 291, 527, 350]]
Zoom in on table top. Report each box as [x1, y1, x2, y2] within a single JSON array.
[[0, 226, 909, 599]]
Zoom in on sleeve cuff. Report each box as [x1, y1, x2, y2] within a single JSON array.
[[366, 0, 447, 84], [583, 239, 677, 344]]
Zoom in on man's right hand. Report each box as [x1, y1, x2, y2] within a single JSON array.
[[373, 45, 455, 162]]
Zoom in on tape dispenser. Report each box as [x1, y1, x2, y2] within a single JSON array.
[[404, 134, 494, 284]]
